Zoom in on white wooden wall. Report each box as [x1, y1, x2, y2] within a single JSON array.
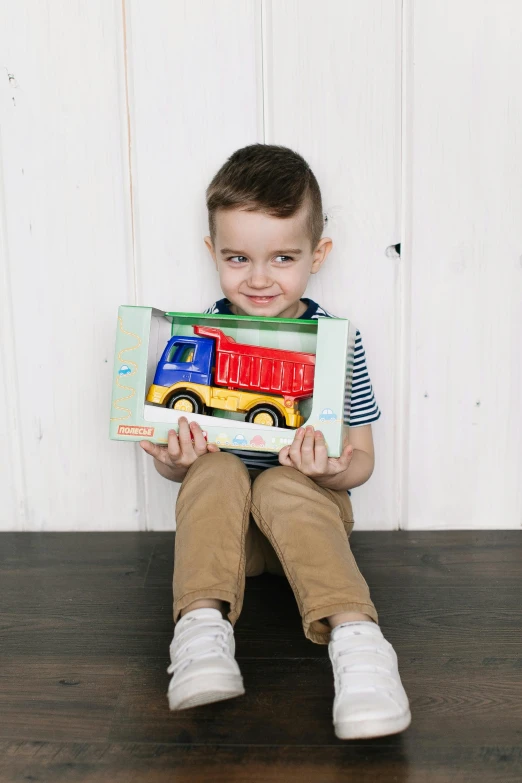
[[0, 0, 520, 531]]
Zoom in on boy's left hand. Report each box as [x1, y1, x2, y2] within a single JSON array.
[[278, 425, 353, 479]]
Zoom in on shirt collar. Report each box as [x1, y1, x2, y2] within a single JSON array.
[[214, 297, 320, 320]]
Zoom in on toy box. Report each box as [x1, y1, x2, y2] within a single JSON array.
[[109, 306, 355, 457]]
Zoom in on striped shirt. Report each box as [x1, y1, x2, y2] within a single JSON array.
[[202, 298, 381, 492]]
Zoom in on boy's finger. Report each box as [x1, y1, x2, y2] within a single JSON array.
[[140, 440, 174, 466], [301, 426, 315, 452], [313, 430, 329, 472], [299, 426, 316, 470], [288, 427, 305, 464], [336, 442, 354, 471], [139, 440, 163, 460], [291, 427, 305, 444], [278, 446, 292, 466], [190, 421, 208, 454], [177, 417, 197, 456], [166, 429, 182, 461]]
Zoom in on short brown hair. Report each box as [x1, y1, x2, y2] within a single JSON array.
[[206, 144, 325, 250]]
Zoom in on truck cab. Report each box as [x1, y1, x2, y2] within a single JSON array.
[[153, 335, 214, 388]]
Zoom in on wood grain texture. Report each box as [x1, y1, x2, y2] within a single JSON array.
[[0, 127, 24, 529], [124, 0, 261, 529], [404, 0, 522, 529], [266, 0, 402, 530], [0, 530, 521, 782], [0, 0, 521, 532], [0, 0, 141, 530], [1, 742, 520, 783]]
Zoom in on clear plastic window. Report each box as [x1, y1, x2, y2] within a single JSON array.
[[166, 342, 195, 363], [177, 345, 195, 363]]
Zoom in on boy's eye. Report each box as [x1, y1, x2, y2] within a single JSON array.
[[226, 255, 293, 264]]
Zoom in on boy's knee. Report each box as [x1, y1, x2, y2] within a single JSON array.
[[176, 450, 251, 510], [251, 464, 341, 512], [194, 450, 249, 476], [202, 450, 242, 465], [251, 465, 300, 502]]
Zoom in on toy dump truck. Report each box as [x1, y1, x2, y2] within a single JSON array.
[[146, 325, 316, 428]]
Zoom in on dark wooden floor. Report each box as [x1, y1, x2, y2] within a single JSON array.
[[0, 530, 521, 783]]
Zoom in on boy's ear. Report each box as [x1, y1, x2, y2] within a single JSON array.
[[204, 236, 218, 268], [310, 237, 333, 274]]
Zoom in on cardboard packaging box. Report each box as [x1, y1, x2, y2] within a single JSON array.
[[109, 306, 355, 457]]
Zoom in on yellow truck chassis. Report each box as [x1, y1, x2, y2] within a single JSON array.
[[146, 382, 304, 428]]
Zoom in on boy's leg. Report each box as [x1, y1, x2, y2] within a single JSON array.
[[173, 451, 254, 626], [249, 465, 411, 740], [250, 465, 379, 645], [168, 453, 275, 712]]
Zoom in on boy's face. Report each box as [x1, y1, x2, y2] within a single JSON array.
[[204, 204, 332, 319]]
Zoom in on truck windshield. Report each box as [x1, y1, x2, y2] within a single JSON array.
[[178, 346, 195, 363], [167, 343, 195, 364]]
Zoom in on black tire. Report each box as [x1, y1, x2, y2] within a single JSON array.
[[166, 390, 205, 415], [245, 403, 284, 428]]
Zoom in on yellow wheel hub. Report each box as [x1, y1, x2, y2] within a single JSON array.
[[173, 399, 194, 412], [252, 411, 274, 426]]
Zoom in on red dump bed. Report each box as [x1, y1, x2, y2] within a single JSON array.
[[193, 325, 315, 400]]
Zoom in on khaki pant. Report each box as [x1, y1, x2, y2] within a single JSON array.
[[173, 451, 378, 644]]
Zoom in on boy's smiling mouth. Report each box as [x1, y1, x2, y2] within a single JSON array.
[[243, 294, 279, 304]]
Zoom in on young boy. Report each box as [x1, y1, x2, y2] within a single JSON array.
[[140, 144, 411, 740]]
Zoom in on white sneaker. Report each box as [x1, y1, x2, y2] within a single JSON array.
[[328, 621, 412, 739], [167, 607, 245, 711]]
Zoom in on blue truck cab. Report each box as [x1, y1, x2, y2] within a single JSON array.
[[153, 335, 215, 388]]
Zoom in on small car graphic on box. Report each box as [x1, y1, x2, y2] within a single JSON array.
[[271, 436, 292, 447], [232, 434, 248, 446], [118, 364, 132, 375], [319, 408, 337, 422], [249, 435, 266, 447], [215, 433, 232, 447]]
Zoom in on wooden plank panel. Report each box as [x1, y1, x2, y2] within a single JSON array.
[[143, 530, 522, 589], [0, 660, 125, 742], [405, 0, 522, 528], [106, 656, 522, 747], [267, 0, 402, 529], [0, 0, 141, 529], [126, 0, 260, 528], [0, 154, 23, 529], [1, 530, 521, 781], [3, 568, 520, 661], [1, 741, 520, 783]]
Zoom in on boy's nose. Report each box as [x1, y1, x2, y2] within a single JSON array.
[[247, 272, 272, 289]]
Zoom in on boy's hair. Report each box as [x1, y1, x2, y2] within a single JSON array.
[[206, 144, 325, 251]]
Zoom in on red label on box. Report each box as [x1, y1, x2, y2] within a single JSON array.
[[117, 425, 155, 437]]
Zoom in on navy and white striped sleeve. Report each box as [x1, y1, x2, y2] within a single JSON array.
[[344, 330, 382, 427]]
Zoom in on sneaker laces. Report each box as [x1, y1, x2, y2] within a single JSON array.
[[167, 618, 232, 677]]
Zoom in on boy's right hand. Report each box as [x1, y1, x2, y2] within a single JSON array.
[[139, 416, 220, 472]]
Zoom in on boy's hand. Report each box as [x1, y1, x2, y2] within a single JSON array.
[[139, 416, 220, 471], [278, 425, 353, 479]]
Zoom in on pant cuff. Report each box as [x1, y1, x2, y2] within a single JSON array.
[[173, 588, 238, 625], [302, 601, 379, 645]]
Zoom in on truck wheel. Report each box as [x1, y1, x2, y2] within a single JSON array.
[[246, 404, 284, 428], [166, 391, 205, 415]]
